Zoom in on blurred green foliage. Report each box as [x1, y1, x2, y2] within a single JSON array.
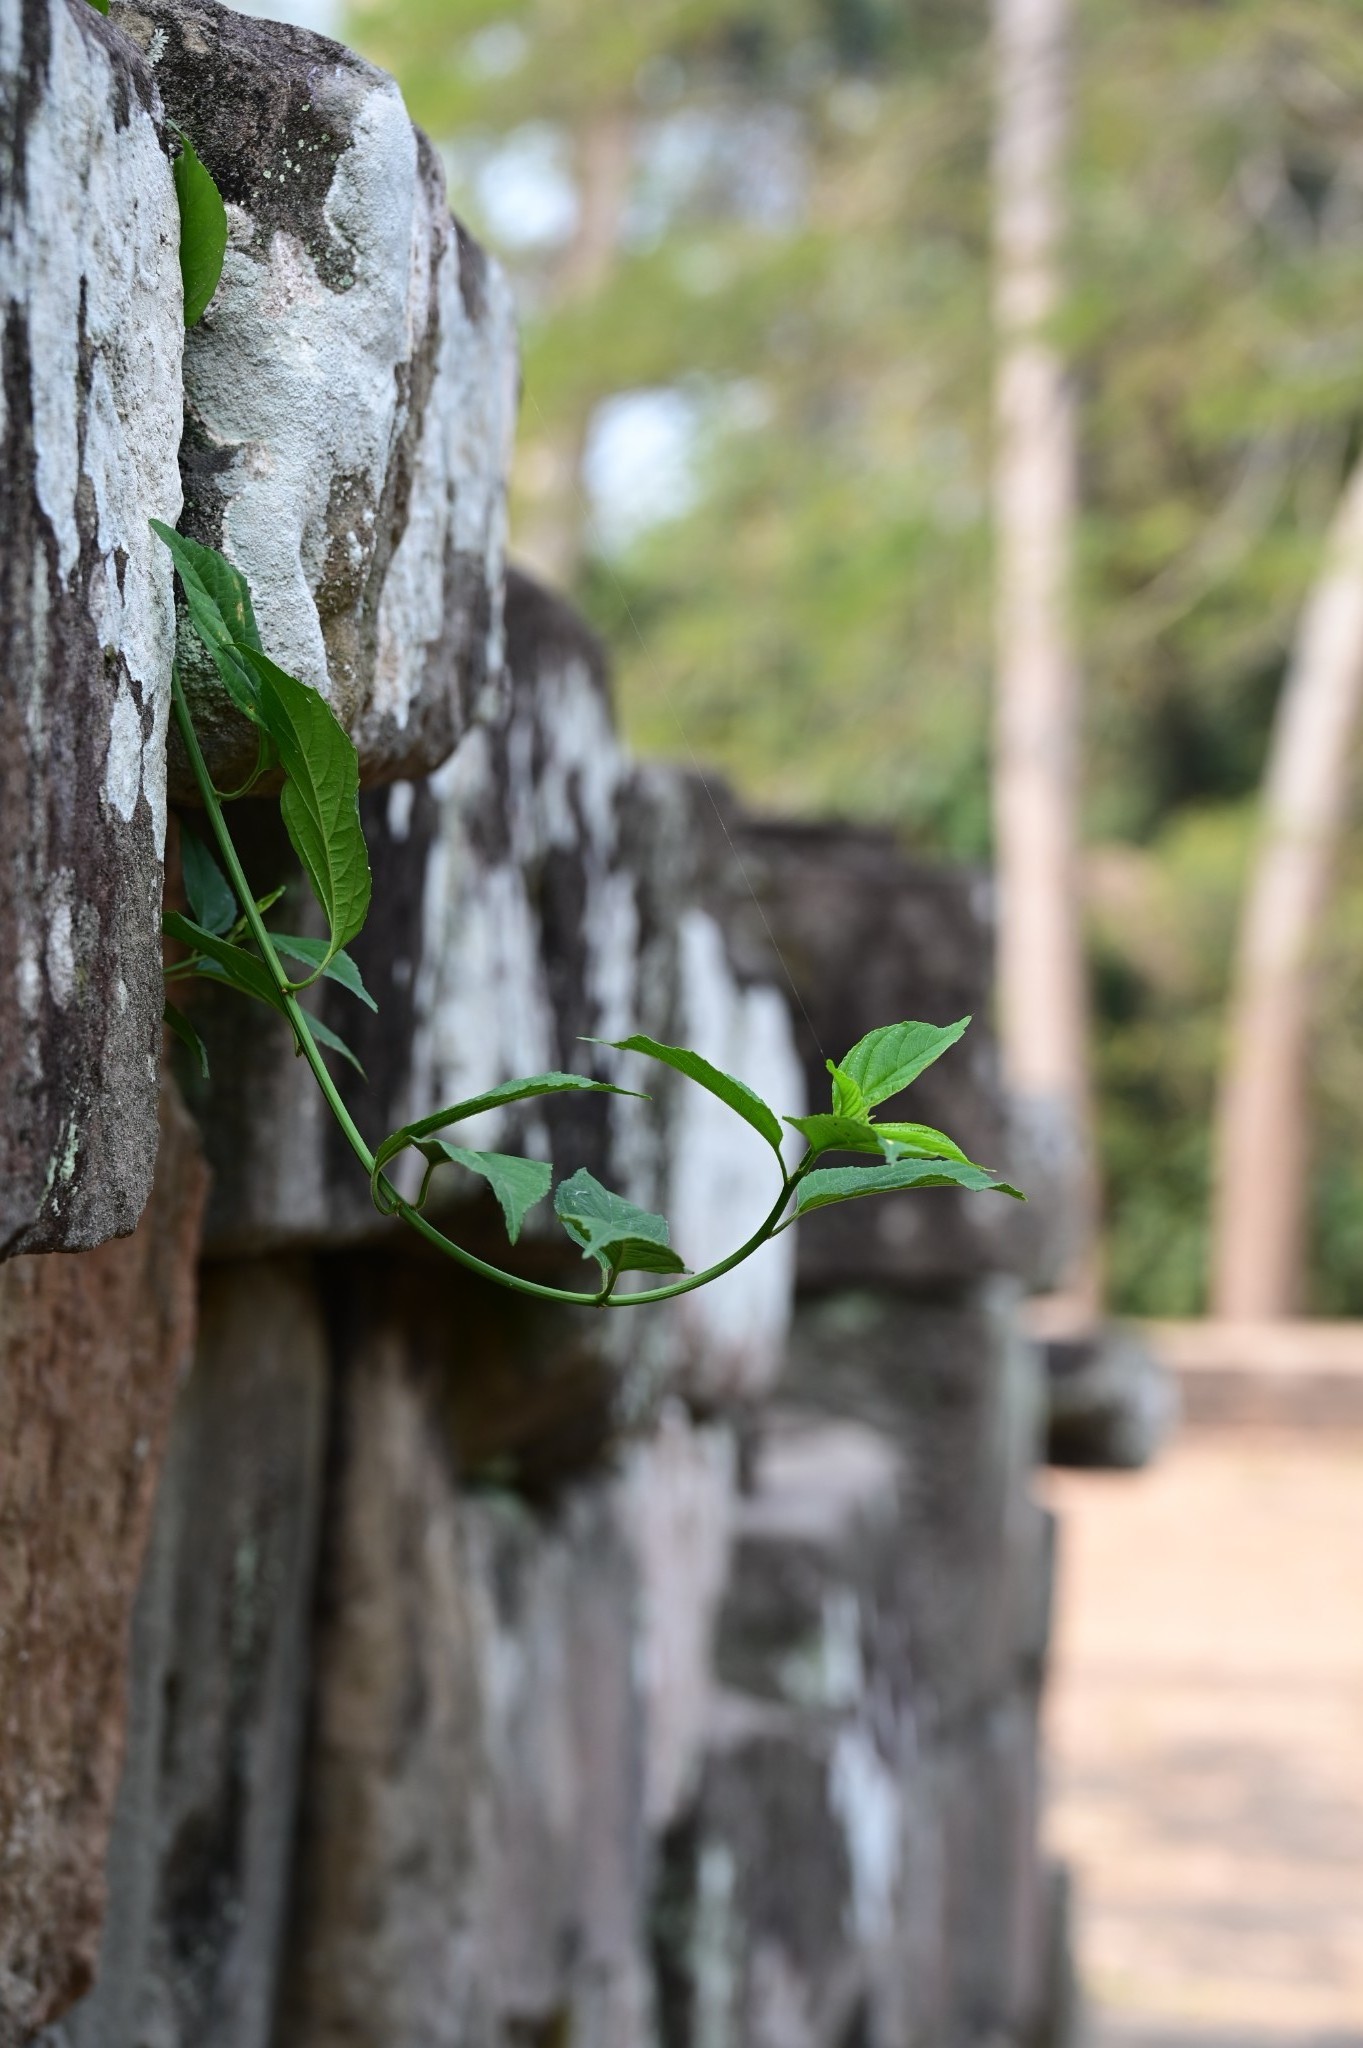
[[345, 0, 1363, 1314]]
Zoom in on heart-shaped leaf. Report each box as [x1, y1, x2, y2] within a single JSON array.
[[372, 1072, 643, 1211], [587, 1034, 784, 1154], [787, 1113, 976, 1166], [162, 910, 284, 1013], [554, 1167, 687, 1278], [174, 132, 227, 327], [786, 1155, 1023, 1224], [303, 1012, 366, 1077], [785, 1113, 884, 1158], [163, 999, 209, 1078], [151, 522, 264, 723], [827, 1061, 868, 1120], [874, 1121, 972, 1165], [239, 647, 371, 973], [180, 831, 237, 937], [267, 933, 377, 1011], [418, 1145, 552, 1243], [836, 1018, 971, 1111]]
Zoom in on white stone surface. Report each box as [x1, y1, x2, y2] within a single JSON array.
[[665, 907, 805, 1400], [621, 1405, 737, 1830], [115, 0, 517, 790], [1, 0, 183, 1255]]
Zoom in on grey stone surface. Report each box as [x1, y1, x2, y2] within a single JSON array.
[[281, 1266, 653, 2048], [112, 0, 517, 798], [47, 1258, 329, 2048], [1045, 1323, 1178, 1470], [659, 1386, 1057, 2048], [1, 0, 184, 1258], [784, 1285, 1051, 1720], [0, 1083, 206, 2044]]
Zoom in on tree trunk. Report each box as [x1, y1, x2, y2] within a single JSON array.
[[1210, 453, 1363, 1318], [990, 0, 1101, 1321]]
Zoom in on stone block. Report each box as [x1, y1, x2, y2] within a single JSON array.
[[1045, 1322, 1178, 1470], [660, 1389, 1055, 2048], [655, 1710, 909, 2048], [620, 1404, 738, 1833], [112, 0, 517, 795], [48, 1257, 330, 2048], [932, 1688, 1050, 2043], [1, 0, 184, 1256], [714, 1410, 905, 1714], [0, 1082, 206, 2043], [280, 1271, 652, 2048], [785, 1286, 1051, 1720]]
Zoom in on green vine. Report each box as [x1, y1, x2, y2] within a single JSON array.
[[156, 525, 1021, 1309]]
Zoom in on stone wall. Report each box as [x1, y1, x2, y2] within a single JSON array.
[[2, 5, 1069, 2045]]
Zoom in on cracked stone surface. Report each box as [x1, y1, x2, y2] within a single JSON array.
[[111, 0, 517, 797], [1, 0, 184, 1257], [0, 1082, 206, 2044]]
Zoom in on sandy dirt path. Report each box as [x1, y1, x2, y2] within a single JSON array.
[[1042, 1429, 1363, 2048]]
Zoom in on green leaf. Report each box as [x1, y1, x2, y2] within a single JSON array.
[[267, 933, 378, 1011], [553, 1167, 687, 1278], [586, 1033, 785, 1154], [151, 522, 264, 723], [163, 999, 209, 1079], [785, 1113, 884, 1158], [826, 1061, 868, 1120], [787, 1112, 977, 1165], [837, 1017, 971, 1110], [873, 1121, 972, 1165], [166, 914, 364, 1074], [162, 910, 285, 1013], [788, 1156, 1023, 1222], [180, 831, 237, 937], [85, 0, 110, 15], [418, 1146, 552, 1244], [303, 1012, 366, 1077], [173, 133, 227, 327], [371, 1072, 642, 1210], [238, 646, 371, 971]]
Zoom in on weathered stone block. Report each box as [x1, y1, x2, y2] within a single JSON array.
[[1045, 1323, 1177, 1470], [931, 1689, 1050, 2042], [281, 1270, 653, 2048], [621, 1404, 738, 1833], [0, 1082, 206, 2043], [714, 1410, 905, 1715], [655, 1711, 909, 2048], [112, 0, 517, 796], [661, 1390, 1056, 2048], [1, 0, 184, 1257], [784, 1286, 1050, 1720], [48, 1257, 329, 2048]]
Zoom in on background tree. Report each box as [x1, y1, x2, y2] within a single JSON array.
[[1211, 451, 1363, 1318], [346, 0, 1363, 1317], [991, 0, 1100, 1320]]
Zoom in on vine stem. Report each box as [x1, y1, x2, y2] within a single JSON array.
[[172, 672, 809, 1309]]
